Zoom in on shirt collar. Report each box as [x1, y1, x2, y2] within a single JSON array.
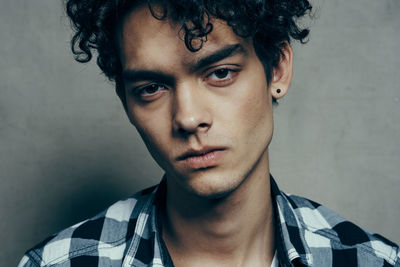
[[124, 175, 312, 267], [270, 175, 312, 266]]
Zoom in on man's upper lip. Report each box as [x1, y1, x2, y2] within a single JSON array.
[[176, 147, 226, 161]]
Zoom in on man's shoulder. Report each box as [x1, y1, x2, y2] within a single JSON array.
[[18, 185, 157, 267], [284, 193, 400, 266]]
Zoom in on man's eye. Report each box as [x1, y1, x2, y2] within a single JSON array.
[[131, 83, 167, 102], [205, 68, 239, 87], [212, 69, 230, 79], [138, 84, 165, 95]]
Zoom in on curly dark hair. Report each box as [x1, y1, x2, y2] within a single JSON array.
[[66, 0, 312, 85]]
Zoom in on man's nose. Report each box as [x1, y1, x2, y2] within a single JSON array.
[[172, 83, 212, 136]]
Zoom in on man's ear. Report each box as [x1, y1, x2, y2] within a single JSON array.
[[270, 42, 293, 100], [116, 78, 135, 124]]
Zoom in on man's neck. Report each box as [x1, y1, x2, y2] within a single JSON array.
[[162, 154, 274, 267]]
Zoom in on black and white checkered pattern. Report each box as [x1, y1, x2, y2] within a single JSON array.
[[19, 176, 400, 266]]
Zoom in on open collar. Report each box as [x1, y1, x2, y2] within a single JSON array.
[[124, 175, 313, 267]]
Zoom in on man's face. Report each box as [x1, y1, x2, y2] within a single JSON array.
[[118, 6, 276, 198]]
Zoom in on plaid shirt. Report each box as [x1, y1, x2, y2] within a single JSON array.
[[19, 176, 400, 267]]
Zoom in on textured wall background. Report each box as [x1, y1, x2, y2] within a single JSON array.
[[1, 0, 399, 266]]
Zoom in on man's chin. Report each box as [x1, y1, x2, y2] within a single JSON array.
[[166, 166, 246, 199], [182, 174, 244, 200], [188, 187, 235, 200]]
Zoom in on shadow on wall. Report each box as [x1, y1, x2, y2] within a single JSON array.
[[21, 133, 157, 250]]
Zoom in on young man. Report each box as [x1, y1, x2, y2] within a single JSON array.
[[19, 0, 399, 266]]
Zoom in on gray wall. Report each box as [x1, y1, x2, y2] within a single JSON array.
[[1, 0, 399, 265]]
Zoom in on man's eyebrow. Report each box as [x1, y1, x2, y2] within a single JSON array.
[[190, 43, 247, 72], [122, 70, 175, 85], [121, 44, 247, 83]]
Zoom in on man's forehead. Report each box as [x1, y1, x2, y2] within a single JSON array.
[[118, 5, 248, 70]]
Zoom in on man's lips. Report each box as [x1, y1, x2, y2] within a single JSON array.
[[176, 147, 227, 169]]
